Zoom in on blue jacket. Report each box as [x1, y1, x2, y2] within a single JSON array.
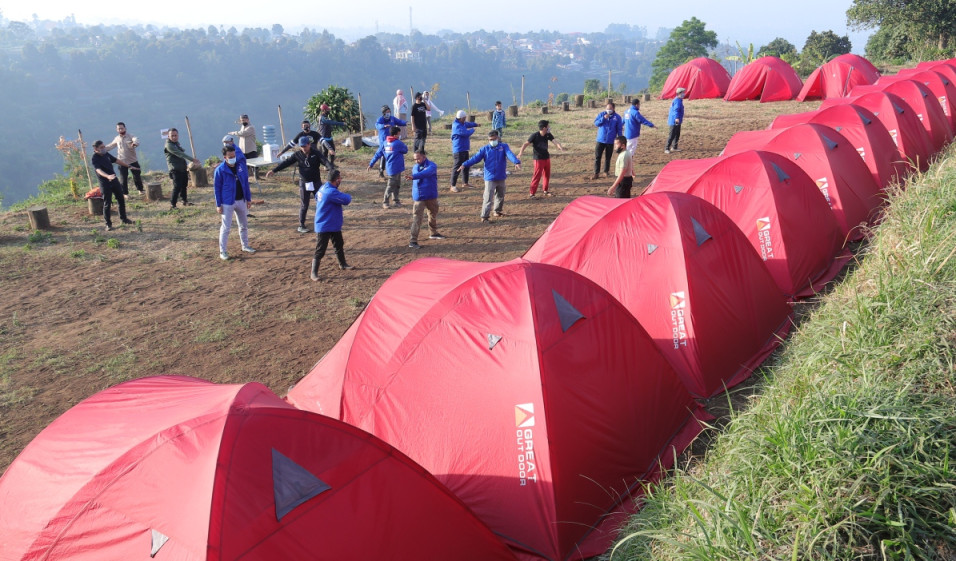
[[410, 158, 439, 201], [213, 160, 251, 207], [594, 110, 623, 144], [376, 115, 407, 144], [462, 142, 520, 181], [314, 181, 352, 233], [623, 107, 655, 139], [492, 108, 506, 130], [668, 98, 685, 126], [452, 120, 479, 153], [369, 136, 408, 175]]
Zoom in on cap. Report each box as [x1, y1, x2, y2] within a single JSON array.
[[456, 110, 466, 119], [676, 87, 687, 94], [320, 103, 330, 111], [222, 134, 235, 144], [298, 136, 312, 146]]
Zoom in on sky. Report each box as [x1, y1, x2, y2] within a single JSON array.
[[2, 0, 872, 52]]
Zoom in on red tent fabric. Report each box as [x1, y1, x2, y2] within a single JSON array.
[[797, 53, 881, 101], [851, 78, 954, 151], [724, 56, 803, 102], [894, 69, 956, 130], [287, 258, 706, 561], [722, 123, 883, 239], [523, 192, 793, 398], [770, 104, 906, 188], [0, 376, 518, 561], [822, 91, 935, 171], [660, 57, 732, 99], [645, 151, 847, 298]]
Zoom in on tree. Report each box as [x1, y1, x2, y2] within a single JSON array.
[[758, 37, 798, 58], [848, 0, 956, 53], [800, 30, 852, 70], [304, 85, 362, 132], [650, 17, 718, 91]]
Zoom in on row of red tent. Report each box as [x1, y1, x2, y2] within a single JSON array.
[[2, 56, 954, 561]]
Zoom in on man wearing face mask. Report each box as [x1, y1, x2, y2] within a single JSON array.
[[450, 110, 480, 192], [214, 146, 255, 260], [91, 139, 135, 231], [105, 122, 143, 197], [607, 135, 634, 198], [376, 105, 407, 178], [164, 128, 200, 209], [266, 136, 333, 233], [517, 120, 563, 198], [228, 114, 258, 159], [278, 120, 321, 158], [317, 104, 345, 166], [458, 130, 521, 222], [368, 125, 408, 209], [592, 101, 622, 180]]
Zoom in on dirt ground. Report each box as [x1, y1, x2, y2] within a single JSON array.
[[0, 98, 818, 472]]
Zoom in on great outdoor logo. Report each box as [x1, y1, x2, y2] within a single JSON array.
[[756, 217, 775, 260], [670, 291, 688, 350], [515, 403, 538, 485], [815, 177, 832, 206], [939, 96, 950, 116], [888, 129, 899, 146]]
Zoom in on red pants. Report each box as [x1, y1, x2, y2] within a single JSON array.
[[530, 159, 551, 194]]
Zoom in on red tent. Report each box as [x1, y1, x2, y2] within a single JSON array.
[[851, 78, 954, 151], [893, 69, 956, 130], [770, 104, 906, 189], [724, 56, 803, 102], [660, 57, 732, 99], [523, 192, 793, 398], [822, 91, 935, 171], [722, 123, 883, 239], [797, 53, 881, 101], [0, 376, 518, 561], [645, 151, 847, 298], [287, 258, 706, 561]]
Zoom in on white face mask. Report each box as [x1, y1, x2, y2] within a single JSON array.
[[490, 140, 499, 147], [384, 112, 391, 119], [226, 157, 237, 165]]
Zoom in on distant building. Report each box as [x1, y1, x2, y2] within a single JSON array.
[[395, 49, 422, 63]]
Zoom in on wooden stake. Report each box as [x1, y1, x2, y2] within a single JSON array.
[[357, 93, 365, 133], [184, 116, 198, 158], [277, 105, 287, 147], [466, 91, 471, 112], [76, 129, 94, 191], [521, 75, 525, 108]]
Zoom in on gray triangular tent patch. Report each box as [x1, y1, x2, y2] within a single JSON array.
[[793, 152, 802, 160], [734, 185, 744, 194], [690, 217, 712, 246], [150, 529, 169, 558], [771, 162, 790, 182], [273, 448, 330, 521], [647, 243, 659, 255], [552, 290, 585, 332], [835, 126, 844, 132], [892, 101, 905, 114], [488, 333, 502, 350], [822, 134, 839, 150]]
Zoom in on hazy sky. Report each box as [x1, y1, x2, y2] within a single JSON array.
[[3, 0, 872, 52]]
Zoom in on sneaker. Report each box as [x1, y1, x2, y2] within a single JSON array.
[[590, 173, 599, 180], [241, 246, 256, 254], [219, 252, 229, 261], [544, 190, 554, 197], [296, 226, 309, 233], [480, 217, 489, 223], [105, 225, 114, 231], [408, 242, 422, 249], [169, 205, 178, 210], [664, 149, 670, 154], [671, 148, 681, 152], [493, 211, 506, 217], [121, 218, 134, 225], [393, 201, 403, 207], [529, 193, 537, 198], [450, 186, 460, 193], [462, 184, 472, 189], [339, 264, 355, 270], [182, 201, 195, 206], [428, 233, 445, 240]]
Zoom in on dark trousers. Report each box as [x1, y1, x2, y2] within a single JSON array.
[[320, 139, 335, 167], [667, 124, 682, 150], [169, 169, 189, 206], [299, 181, 317, 228], [613, 176, 633, 198], [414, 129, 427, 152], [452, 151, 470, 186], [119, 161, 143, 194], [594, 142, 614, 175], [102, 178, 128, 226], [314, 231, 347, 267]]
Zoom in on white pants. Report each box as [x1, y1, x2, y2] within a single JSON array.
[[626, 137, 640, 157], [219, 200, 250, 253]]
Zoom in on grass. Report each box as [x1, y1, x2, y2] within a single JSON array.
[[609, 153, 956, 559]]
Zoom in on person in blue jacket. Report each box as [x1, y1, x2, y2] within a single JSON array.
[[368, 125, 408, 209], [311, 169, 354, 281], [623, 98, 655, 156], [213, 145, 255, 261], [405, 150, 444, 249], [459, 130, 521, 222], [491, 100, 506, 136], [451, 110, 481, 192], [666, 87, 686, 153], [375, 105, 407, 177], [592, 101, 623, 179]]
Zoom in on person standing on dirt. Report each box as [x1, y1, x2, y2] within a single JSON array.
[[317, 104, 345, 166], [105, 122, 143, 197], [623, 99, 655, 157], [410, 92, 429, 152], [375, 105, 406, 178], [459, 129, 521, 223], [228, 114, 258, 159], [666, 87, 686, 154], [368, 125, 408, 209], [393, 89, 409, 139], [492, 101, 506, 137], [422, 91, 444, 132], [517, 119, 563, 198], [265, 136, 332, 233], [607, 136, 634, 198], [311, 169, 354, 281], [164, 128, 199, 209], [214, 145, 255, 260], [592, 101, 623, 179], [405, 150, 443, 249], [277, 120, 321, 158], [91, 140, 135, 231], [450, 110, 480, 192]]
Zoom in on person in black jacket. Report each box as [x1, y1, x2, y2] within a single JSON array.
[[277, 120, 321, 158], [266, 136, 332, 233]]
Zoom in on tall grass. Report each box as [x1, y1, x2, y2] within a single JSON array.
[[611, 153, 956, 559]]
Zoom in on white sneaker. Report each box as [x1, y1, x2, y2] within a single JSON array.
[[241, 246, 256, 254], [219, 252, 229, 261]]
